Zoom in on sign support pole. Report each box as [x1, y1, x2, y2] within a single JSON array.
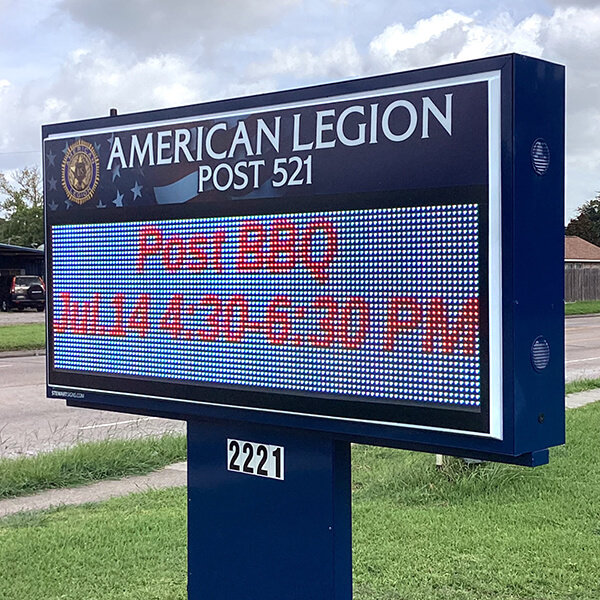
[[187, 419, 352, 600]]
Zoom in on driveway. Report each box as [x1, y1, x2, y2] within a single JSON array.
[[0, 308, 46, 325]]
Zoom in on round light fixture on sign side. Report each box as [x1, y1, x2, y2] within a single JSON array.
[[531, 336, 550, 371], [531, 138, 550, 176]]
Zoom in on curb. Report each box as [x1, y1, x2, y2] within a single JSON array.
[[565, 389, 600, 409], [0, 348, 46, 360]]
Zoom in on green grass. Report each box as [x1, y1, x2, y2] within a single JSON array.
[[351, 402, 600, 599], [0, 434, 186, 500], [0, 488, 188, 600], [0, 323, 45, 351], [565, 300, 600, 315], [565, 377, 600, 395], [1, 404, 600, 599]]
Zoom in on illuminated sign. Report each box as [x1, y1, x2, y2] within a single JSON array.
[[50, 194, 490, 432], [44, 55, 565, 459]]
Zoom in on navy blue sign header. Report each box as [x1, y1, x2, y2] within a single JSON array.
[[45, 78, 489, 212]]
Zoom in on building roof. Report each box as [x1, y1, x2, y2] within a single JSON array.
[[0, 243, 44, 257], [565, 236, 600, 261]]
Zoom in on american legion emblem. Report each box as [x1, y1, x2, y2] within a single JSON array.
[[61, 140, 100, 204]]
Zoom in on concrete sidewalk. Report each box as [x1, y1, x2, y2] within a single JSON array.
[[565, 388, 600, 409], [0, 390, 598, 519], [0, 461, 187, 518]]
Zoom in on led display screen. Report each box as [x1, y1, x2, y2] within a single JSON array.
[[52, 202, 481, 403], [47, 185, 493, 434]]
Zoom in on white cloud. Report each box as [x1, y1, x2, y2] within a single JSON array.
[[248, 38, 363, 83], [0, 80, 13, 151], [457, 13, 544, 59], [534, 8, 600, 216], [0, 43, 214, 171], [546, 0, 600, 6], [370, 10, 473, 59], [540, 7, 600, 69], [29, 45, 211, 119], [368, 10, 544, 71], [365, 7, 600, 218]]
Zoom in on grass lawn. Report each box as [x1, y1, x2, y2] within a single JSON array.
[[0, 323, 45, 352], [565, 377, 600, 396], [0, 435, 186, 500], [0, 488, 188, 600], [352, 404, 600, 599], [1, 403, 599, 599], [565, 300, 600, 315]]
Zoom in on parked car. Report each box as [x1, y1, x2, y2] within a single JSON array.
[[0, 275, 46, 311]]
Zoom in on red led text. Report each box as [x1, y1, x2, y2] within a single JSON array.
[[136, 217, 338, 284], [54, 293, 479, 355]]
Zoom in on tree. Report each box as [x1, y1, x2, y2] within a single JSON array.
[[565, 193, 600, 247], [0, 166, 44, 248]]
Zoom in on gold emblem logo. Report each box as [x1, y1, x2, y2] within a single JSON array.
[[61, 140, 100, 204]]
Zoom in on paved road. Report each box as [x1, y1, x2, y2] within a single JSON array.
[[565, 314, 600, 382], [0, 307, 46, 325], [0, 311, 598, 457], [1, 310, 186, 458], [0, 354, 185, 458]]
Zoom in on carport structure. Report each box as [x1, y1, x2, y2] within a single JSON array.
[[0, 243, 44, 278]]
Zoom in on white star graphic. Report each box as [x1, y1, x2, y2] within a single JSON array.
[[113, 190, 124, 207], [131, 181, 143, 201]]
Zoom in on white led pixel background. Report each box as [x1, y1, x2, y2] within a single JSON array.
[[51, 203, 481, 407]]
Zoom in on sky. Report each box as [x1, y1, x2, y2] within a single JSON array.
[[0, 0, 599, 222]]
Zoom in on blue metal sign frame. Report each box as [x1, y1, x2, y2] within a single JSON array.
[[44, 54, 565, 466]]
